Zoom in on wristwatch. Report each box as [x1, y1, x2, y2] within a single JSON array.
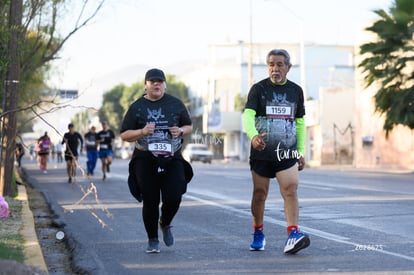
[[179, 128, 184, 136]]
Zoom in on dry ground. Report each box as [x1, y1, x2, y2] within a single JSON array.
[[25, 183, 76, 274]]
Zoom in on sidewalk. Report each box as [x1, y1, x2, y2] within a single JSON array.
[[0, 179, 48, 274], [12, 156, 94, 274], [17, 183, 48, 273]]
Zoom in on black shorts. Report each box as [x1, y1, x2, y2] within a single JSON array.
[[64, 154, 78, 162], [250, 158, 297, 178]]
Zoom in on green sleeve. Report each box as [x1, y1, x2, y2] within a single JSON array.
[[242, 108, 258, 140], [296, 117, 305, 156]]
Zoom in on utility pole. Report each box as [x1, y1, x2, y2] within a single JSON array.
[[0, 0, 22, 196], [248, 0, 253, 88]]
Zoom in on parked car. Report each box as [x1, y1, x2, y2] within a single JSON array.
[[182, 143, 213, 164]]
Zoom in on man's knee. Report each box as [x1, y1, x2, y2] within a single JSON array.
[[280, 181, 298, 197], [252, 186, 268, 201]]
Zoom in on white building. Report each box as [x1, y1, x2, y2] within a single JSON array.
[[180, 42, 356, 165]]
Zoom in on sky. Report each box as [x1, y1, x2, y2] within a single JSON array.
[[35, 0, 395, 139], [48, 0, 394, 90]]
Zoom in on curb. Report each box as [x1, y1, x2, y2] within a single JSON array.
[[17, 184, 49, 274]]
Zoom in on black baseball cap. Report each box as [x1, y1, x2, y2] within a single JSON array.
[[145, 68, 166, 82]]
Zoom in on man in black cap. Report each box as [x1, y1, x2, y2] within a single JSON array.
[[120, 68, 193, 253]]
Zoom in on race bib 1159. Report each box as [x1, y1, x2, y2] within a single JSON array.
[[266, 103, 294, 119]]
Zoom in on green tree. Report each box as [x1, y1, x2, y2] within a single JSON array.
[[0, 0, 105, 196], [118, 74, 190, 113], [164, 75, 190, 103], [234, 93, 247, 111], [100, 75, 191, 134], [1, 0, 22, 197], [358, 0, 414, 136], [98, 84, 125, 134], [120, 82, 144, 114], [73, 109, 99, 134]]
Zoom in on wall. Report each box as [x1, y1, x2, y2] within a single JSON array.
[[319, 86, 355, 164], [354, 84, 414, 169]]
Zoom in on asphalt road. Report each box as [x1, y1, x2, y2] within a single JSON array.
[[23, 156, 414, 275]]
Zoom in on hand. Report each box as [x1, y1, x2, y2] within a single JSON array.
[[298, 156, 305, 171], [142, 123, 155, 136], [252, 133, 267, 151], [169, 126, 182, 138]]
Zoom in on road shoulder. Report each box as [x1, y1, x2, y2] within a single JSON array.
[[17, 184, 48, 273]]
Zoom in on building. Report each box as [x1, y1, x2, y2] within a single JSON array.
[[183, 42, 358, 165], [354, 60, 414, 170], [182, 40, 414, 170]]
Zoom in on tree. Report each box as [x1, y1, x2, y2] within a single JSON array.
[[120, 82, 144, 115], [234, 93, 247, 111], [73, 108, 99, 134], [1, 0, 23, 197], [99, 75, 191, 135], [0, 0, 105, 196], [164, 75, 190, 104], [358, 0, 414, 136], [98, 84, 126, 134]]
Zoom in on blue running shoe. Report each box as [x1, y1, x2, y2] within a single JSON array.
[[250, 230, 266, 251], [284, 229, 310, 254]]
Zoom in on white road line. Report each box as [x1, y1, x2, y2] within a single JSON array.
[[105, 172, 414, 262], [185, 192, 414, 263]]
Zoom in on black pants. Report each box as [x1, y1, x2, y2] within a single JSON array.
[[133, 156, 187, 239]]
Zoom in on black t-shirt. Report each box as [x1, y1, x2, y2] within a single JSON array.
[[121, 93, 192, 155], [98, 130, 115, 151], [62, 132, 83, 156], [244, 78, 305, 161], [84, 132, 99, 150]]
